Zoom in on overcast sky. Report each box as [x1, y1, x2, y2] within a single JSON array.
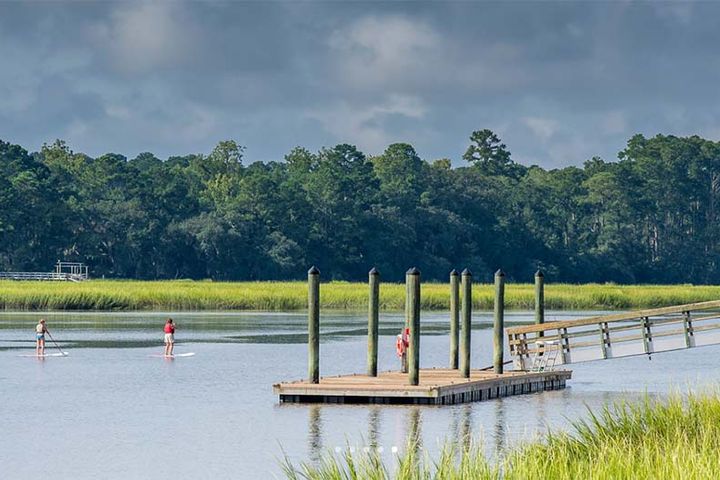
[[1, 1, 718, 168]]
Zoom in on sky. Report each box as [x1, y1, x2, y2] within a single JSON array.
[[1, 1, 719, 168]]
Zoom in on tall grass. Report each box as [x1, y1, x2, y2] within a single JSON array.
[[1, 280, 719, 311], [283, 391, 720, 479]]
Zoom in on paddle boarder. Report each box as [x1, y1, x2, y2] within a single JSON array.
[[163, 318, 176, 356], [35, 319, 48, 356]]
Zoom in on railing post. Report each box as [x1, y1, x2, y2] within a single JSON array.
[[449, 269, 460, 369], [493, 269, 505, 374], [641, 316, 654, 355], [406, 268, 421, 386], [308, 266, 320, 384], [683, 311, 696, 348], [560, 327, 571, 364], [535, 270, 544, 337], [460, 269, 472, 378], [367, 267, 380, 377], [598, 322, 609, 359]]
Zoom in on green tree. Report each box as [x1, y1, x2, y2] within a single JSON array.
[[463, 129, 525, 178]]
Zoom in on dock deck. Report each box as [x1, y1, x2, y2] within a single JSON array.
[[274, 368, 571, 405]]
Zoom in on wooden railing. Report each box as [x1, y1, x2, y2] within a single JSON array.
[[0, 272, 86, 282], [507, 300, 720, 370]]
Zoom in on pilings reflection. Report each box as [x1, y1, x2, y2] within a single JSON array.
[[302, 399, 531, 462]]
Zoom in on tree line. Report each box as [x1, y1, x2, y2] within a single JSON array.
[[1, 130, 719, 283]]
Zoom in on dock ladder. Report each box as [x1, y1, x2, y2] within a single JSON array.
[[530, 340, 560, 372]]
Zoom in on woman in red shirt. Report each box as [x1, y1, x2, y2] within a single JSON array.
[[163, 318, 176, 356]]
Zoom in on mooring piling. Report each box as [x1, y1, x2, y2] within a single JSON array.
[[493, 269, 505, 374], [367, 267, 380, 377], [308, 266, 320, 384], [406, 267, 421, 386], [449, 269, 460, 369], [535, 269, 545, 337], [460, 268, 472, 378]]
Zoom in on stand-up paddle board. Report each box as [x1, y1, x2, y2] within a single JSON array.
[[18, 352, 69, 357], [149, 352, 196, 358]]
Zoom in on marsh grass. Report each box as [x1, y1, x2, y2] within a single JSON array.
[[283, 391, 720, 479], [1, 280, 719, 311]]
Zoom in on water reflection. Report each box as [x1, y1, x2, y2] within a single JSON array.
[[368, 407, 380, 449], [535, 390, 547, 433], [493, 399, 507, 454], [406, 407, 422, 453], [300, 400, 519, 462], [457, 404, 473, 450], [307, 405, 323, 463]]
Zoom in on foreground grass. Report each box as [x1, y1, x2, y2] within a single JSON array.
[[284, 391, 720, 479], [1, 280, 720, 311]]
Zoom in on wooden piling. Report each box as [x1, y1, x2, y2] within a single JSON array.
[[308, 266, 320, 384], [367, 267, 380, 377], [460, 269, 472, 378], [449, 269, 459, 369], [535, 270, 544, 337], [407, 267, 421, 386], [493, 269, 505, 374]]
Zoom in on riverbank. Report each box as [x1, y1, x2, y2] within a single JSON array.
[[284, 391, 720, 479], [1, 280, 719, 311]]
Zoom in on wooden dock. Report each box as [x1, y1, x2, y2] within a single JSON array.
[[274, 368, 571, 405], [0, 261, 89, 282]]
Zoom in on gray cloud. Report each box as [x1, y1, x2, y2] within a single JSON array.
[[1, 1, 719, 168]]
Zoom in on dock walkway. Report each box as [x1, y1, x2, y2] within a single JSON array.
[[507, 300, 720, 369], [274, 368, 571, 405], [0, 261, 89, 282]]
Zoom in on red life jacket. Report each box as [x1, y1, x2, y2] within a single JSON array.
[[164, 324, 175, 334], [395, 328, 410, 357]]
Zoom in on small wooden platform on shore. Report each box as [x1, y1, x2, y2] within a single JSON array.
[[274, 368, 572, 405]]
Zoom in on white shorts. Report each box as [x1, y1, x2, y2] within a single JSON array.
[[164, 333, 174, 343]]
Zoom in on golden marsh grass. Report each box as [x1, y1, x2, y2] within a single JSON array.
[[1, 280, 719, 311]]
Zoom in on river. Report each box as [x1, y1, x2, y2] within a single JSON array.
[[1, 310, 718, 479]]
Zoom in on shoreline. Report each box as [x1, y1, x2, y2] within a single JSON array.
[[1, 280, 719, 312]]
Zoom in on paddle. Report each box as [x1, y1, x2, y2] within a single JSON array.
[[45, 330, 68, 356]]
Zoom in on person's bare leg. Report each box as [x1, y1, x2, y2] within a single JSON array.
[[39, 339, 45, 356], [36, 338, 40, 356], [169, 340, 174, 356], [164, 341, 169, 356]]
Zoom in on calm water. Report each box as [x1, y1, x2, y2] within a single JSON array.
[[2, 310, 720, 479]]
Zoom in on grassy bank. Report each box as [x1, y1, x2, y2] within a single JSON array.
[[284, 391, 720, 479], [1, 280, 719, 311]]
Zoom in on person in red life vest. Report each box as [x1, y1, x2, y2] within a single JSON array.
[[163, 318, 176, 356], [396, 327, 410, 373]]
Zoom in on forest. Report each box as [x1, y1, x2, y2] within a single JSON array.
[[1, 130, 719, 283]]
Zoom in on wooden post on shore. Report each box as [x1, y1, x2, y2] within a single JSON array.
[[449, 269, 460, 369], [367, 267, 380, 377], [460, 269, 472, 378], [535, 269, 544, 338], [308, 266, 320, 384], [407, 267, 421, 386], [493, 269, 505, 374]]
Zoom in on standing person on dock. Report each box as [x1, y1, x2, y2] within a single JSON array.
[[163, 318, 176, 356], [35, 319, 48, 356], [396, 327, 409, 373]]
